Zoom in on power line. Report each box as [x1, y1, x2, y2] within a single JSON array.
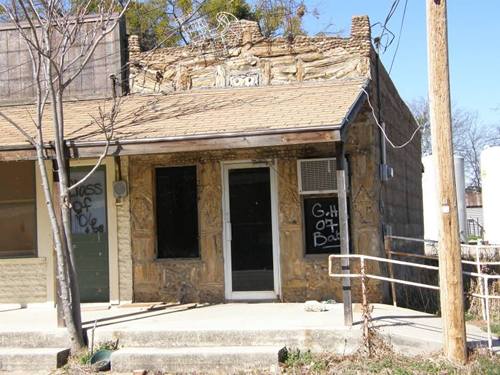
[[362, 87, 421, 149], [372, 0, 402, 53], [389, 0, 408, 74]]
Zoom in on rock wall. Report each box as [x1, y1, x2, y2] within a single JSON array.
[[123, 14, 422, 304], [0, 258, 47, 303], [375, 62, 423, 241], [129, 143, 383, 303], [368, 55, 424, 304], [128, 17, 372, 94], [344, 104, 387, 301]]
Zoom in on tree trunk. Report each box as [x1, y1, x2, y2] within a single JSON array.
[[35, 149, 85, 352], [55, 92, 84, 340], [45, 63, 85, 352]]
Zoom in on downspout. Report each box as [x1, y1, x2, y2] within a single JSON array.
[[337, 84, 368, 326], [374, 46, 393, 304]]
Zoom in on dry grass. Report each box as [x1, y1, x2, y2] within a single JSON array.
[[279, 347, 500, 375], [51, 341, 117, 375], [468, 279, 500, 322]]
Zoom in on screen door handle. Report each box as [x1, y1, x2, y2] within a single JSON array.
[[226, 222, 232, 241]]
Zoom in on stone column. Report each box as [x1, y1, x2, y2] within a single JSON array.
[[128, 35, 141, 60]]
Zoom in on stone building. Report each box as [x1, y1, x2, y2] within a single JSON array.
[[0, 16, 422, 305]]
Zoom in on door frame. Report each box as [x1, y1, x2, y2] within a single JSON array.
[[221, 160, 281, 300]]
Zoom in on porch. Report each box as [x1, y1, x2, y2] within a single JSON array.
[[0, 302, 496, 373]]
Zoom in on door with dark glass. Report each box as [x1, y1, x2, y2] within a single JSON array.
[[228, 167, 274, 293]]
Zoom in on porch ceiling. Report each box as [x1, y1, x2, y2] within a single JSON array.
[[0, 79, 367, 158]]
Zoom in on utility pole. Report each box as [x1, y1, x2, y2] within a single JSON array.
[[426, 0, 467, 364]]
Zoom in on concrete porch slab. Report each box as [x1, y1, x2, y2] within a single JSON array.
[[0, 302, 497, 355]]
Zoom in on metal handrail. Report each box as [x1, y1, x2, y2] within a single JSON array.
[[328, 252, 498, 351]]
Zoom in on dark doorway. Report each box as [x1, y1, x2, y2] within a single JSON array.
[[228, 167, 274, 292]]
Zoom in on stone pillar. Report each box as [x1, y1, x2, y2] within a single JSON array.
[[349, 16, 372, 58], [128, 35, 141, 60], [351, 16, 371, 39]]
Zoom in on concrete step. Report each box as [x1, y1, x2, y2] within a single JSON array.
[[0, 348, 70, 372], [111, 346, 282, 374], [0, 330, 70, 348], [96, 328, 361, 353]]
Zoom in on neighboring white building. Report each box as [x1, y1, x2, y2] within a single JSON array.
[[422, 155, 467, 242], [481, 146, 500, 245]]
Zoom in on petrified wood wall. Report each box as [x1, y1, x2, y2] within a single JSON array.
[[128, 17, 372, 94], [344, 105, 386, 303], [129, 142, 385, 303], [277, 156, 384, 303], [130, 154, 225, 302], [277, 158, 342, 302]]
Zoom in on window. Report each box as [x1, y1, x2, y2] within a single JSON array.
[[0, 161, 37, 257], [303, 195, 341, 255], [155, 166, 199, 258]]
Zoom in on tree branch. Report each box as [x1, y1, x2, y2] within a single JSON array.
[[0, 112, 37, 147], [67, 96, 120, 192]]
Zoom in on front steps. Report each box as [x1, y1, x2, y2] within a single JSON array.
[[0, 347, 70, 372], [95, 328, 361, 351], [0, 330, 70, 348], [95, 328, 361, 373], [111, 346, 282, 374], [0, 329, 70, 373]]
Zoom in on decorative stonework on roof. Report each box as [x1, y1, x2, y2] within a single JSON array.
[[128, 16, 373, 95]]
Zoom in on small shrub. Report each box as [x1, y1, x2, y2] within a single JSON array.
[[280, 347, 326, 373], [489, 322, 500, 336], [75, 340, 118, 365], [465, 311, 475, 321]]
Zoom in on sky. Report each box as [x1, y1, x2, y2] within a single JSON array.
[[297, 0, 499, 126]]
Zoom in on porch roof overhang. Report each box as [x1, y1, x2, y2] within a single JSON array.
[[0, 79, 368, 160]]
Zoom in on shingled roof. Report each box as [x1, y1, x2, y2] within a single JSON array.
[[0, 79, 367, 153]]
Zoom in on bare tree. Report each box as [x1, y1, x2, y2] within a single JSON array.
[[0, 0, 129, 352], [411, 98, 497, 188], [255, 0, 307, 39]]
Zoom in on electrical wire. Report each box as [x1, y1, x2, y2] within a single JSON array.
[[388, 0, 408, 74], [362, 88, 421, 149], [371, 0, 400, 52]]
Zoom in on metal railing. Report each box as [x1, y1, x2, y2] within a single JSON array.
[[328, 239, 500, 351], [467, 218, 484, 239]]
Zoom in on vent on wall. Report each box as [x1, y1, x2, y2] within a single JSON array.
[[298, 158, 337, 194]]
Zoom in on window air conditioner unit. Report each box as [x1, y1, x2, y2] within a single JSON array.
[[298, 158, 337, 194]]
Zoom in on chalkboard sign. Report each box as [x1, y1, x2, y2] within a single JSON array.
[[303, 196, 341, 254]]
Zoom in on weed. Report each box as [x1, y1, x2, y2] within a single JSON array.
[[465, 311, 475, 321], [77, 340, 116, 365], [279, 346, 500, 375], [490, 322, 500, 336], [280, 347, 327, 373], [473, 355, 500, 375]]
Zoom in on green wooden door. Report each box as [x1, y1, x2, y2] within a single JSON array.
[[69, 167, 109, 302]]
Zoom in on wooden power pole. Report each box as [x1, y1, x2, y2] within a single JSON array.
[[426, 0, 467, 364]]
